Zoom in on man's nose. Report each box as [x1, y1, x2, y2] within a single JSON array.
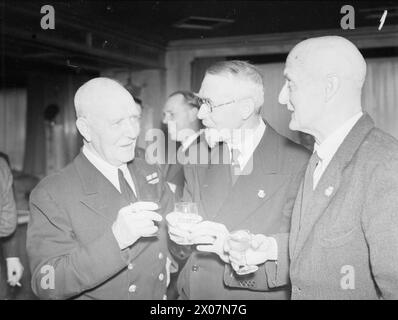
[[278, 82, 288, 105], [197, 104, 209, 120]]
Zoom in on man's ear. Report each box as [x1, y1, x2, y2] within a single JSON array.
[[76, 117, 91, 142], [325, 74, 340, 102], [240, 99, 255, 120]]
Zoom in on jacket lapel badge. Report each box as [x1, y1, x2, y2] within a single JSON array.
[[324, 186, 334, 197], [257, 189, 266, 199]]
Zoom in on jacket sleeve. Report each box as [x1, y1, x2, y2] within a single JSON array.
[[362, 160, 398, 299], [0, 158, 17, 238], [1, 231, 20, 258], [27, 185, 128, 299]]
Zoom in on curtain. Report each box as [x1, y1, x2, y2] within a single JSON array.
[[362, 57, 398, 139], [24, 73, 90, 178], [0, 88, 27, 170]]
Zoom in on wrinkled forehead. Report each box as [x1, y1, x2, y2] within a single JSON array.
[[88, 93, 138, 122]]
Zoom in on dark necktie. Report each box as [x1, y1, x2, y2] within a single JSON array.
[[299, 151, 321, 228], [118, 169, 137, 204], [230, 147, 241, 185]]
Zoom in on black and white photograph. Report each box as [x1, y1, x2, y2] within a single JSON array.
[[1, 0, 398, 306]]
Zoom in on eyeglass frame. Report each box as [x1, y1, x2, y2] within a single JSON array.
[[194, 94, 252, 113]]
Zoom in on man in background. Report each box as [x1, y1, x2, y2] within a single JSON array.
[[162, 91, 203, 200]]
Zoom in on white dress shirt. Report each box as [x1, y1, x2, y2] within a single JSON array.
[[82, 145, 137, 196], [312, 112, 363, 189], [226, 118, 266, 171]]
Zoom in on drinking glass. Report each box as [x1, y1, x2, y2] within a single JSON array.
[[173, 202, 201, 244], [227, 230, 259, 275]]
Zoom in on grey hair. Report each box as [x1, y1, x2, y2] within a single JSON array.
[[205, 60, 264, 111]]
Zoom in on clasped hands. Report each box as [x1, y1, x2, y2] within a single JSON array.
[[166, 212, 277, 272]]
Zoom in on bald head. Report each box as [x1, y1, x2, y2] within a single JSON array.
[[74, 77, 141, 166], [74, 77, 136, 118], [279, 36, 366, 142], [287, 36, 366, 90]]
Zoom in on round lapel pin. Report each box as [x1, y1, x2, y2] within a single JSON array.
[[258, 189, 266, 198]]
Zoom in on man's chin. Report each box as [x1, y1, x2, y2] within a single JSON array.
[[289, 118, 300, 132]]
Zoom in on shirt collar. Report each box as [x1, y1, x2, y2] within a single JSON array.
[[226, 118, 266, 168], [314, 111, 363, 163], [82, 145, 129, 190]]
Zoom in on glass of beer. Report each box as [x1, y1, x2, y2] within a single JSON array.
[[227, 230, 259, 275]]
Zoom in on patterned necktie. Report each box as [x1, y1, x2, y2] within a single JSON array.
[[299, 151, 321, 227], [118, 169, 137, 204]]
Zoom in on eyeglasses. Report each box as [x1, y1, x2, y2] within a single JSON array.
[[194, 94, 251, 113]]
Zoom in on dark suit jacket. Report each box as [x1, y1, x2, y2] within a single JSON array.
[[177, 122, 310, 299], [164, 163, 184, 201], [0, 158, 17, 239], [0, 158, 18, 288], [268, 114, 398, 299], [163, 135, 203, 202], [27, 152, 174, 300]]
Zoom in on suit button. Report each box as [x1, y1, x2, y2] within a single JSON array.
[[158, 252, 164, 260], [128, 284, 137, 293], [292, 285, 301, 293], [128, 263, 134, 270], [159, 273, 164, 281], [192, 265, 199, 272]]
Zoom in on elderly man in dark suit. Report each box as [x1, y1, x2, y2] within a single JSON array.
[[27, 77, 176, 300], [168, 61, 310, 299], [230, 36, 398, 299]]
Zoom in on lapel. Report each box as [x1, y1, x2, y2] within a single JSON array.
[[216, 124, 284, 230], [291, 114, 375, 259], [74, 152, 158, 258], [74, 152, 129, 223], [128, 159, 162, 203], [199, 123, 285, 229], [199, 142, 232, 220]]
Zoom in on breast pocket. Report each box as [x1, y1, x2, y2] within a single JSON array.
[[318, 226, 359, 248]]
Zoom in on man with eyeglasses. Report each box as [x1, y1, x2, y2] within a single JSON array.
[[167, 60, 310, 299]]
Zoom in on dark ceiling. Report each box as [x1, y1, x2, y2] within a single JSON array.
[[70, 0, 398, 43], [1, 0, 398, 86]]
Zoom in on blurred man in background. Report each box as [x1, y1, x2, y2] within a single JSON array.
[[162, 91, 203, 200]]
